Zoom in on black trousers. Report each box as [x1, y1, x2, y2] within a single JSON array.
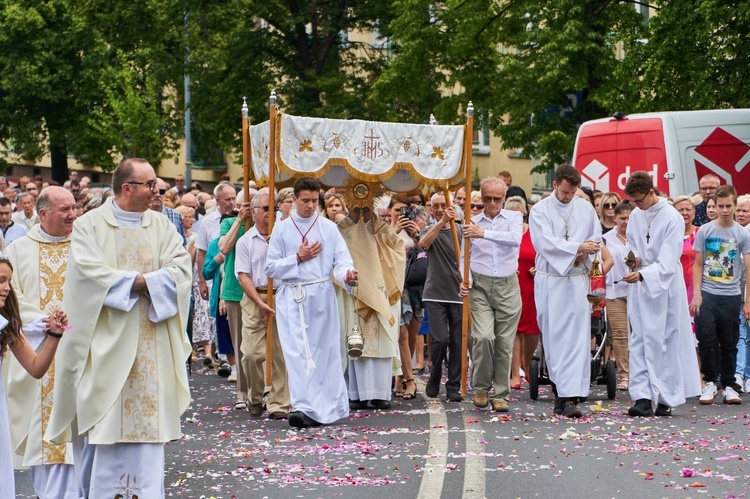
[[425, 301, 463, 393], [696, 292, 741, 387]]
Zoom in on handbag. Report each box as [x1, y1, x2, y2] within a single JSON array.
[[405, 248, 428, 287]]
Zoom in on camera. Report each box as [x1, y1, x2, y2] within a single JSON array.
[[400, 205, 417, 221]]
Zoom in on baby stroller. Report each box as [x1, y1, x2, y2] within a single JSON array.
[[529, 310, 617, 401]]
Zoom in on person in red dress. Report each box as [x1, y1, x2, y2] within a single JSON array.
[[505, 196, 541, 388]]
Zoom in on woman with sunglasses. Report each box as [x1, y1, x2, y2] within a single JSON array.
[[470, 191, 484, 217], [598, 192, 622, 234]]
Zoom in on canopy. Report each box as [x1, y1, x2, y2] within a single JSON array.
[[249, 114, 466, 192]]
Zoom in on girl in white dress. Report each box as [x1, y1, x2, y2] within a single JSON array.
[[0, 256, 67, 497]]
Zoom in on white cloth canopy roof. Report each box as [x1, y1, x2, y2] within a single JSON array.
[[249, 114, 466, 192]]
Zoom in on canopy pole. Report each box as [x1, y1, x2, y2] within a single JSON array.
[[442, 185, 461, 266], [265, 90, 278, 387], [460, 101, 474, 397]]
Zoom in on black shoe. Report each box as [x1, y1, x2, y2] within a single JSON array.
[[654, 403, 672, 417], [425, 380, 440, 398], [217, 362, 231, 377], [288, 411, 322, 429], [349, 400, 368, 410], [446, 391, 463, 402], [370, 399, 392, 409], [561, 400, 582, 418], [553, 396, 565, 415], [628, 399, 654, 417]]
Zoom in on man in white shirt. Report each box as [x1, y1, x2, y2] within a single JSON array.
[[460, 177, 522, 412], [0, 197, 25, 246], [235, 192, 290, 420], [12, 192, 40, 230], [195, 182, 237, 300]]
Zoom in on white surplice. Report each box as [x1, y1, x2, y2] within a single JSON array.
[[265, 213, 355, 424], [46, 198, 192, 499], [626, 198, 702, 407], [529, 196, 602, 398], [5, 226, 79, 498], [0, 315, 14, 498]]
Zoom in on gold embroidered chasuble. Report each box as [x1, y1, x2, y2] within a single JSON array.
[[335, 217, 404, 361], [5, 227, 73, 465], [46, 199, 192, 445]]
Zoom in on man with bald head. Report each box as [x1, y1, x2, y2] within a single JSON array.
[[47, 158, 192, 497], [5, 186, 82, 497]]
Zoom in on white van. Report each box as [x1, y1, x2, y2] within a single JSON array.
[[573, 109, 750, 197]]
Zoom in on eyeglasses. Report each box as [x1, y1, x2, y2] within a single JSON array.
[[482, 196, 504, 204], [258, 206, 279, 212], [471, 204, 484, 210], [125, 181, 157, 191], [603, 203, 617, 209], [630, 195, 646, 206]]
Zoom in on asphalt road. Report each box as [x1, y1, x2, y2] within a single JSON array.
[[15, 362, 750, 498]]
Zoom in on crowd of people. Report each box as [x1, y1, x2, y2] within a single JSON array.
[[0, 160, 749, 497]]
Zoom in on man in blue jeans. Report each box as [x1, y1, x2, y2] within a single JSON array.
[[690, 185, 750, 405]]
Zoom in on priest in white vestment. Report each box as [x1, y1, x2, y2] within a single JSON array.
[[337, 208, 404, 409], [265, 178, 358, 429], [5, 187, 81, 498], [622, 172, 701, 416], [46, 159, 192, 498], [529, 165, 602, 418]]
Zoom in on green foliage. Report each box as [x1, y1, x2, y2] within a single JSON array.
[[0, 0, 184, 179], [185, 0, 397, 160]]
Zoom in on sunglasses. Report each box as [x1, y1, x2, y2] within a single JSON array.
[[324, 193, 342, 200], [471, 204, 484, 210], [603, 203, 617, 209], [481, 196, 504, 204], [158, 189, 167, 195]]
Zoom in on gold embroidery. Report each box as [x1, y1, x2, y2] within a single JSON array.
[[431, 146, 445, 160], [114, 472, 141, 499], [299, 139, 313, 152], [116, 228, 159, 443], [39, 242, 70, 464]]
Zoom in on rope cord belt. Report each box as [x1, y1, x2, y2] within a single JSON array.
[[282, 276, 332, 370]]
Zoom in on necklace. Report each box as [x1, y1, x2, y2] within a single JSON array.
[[553, 201, 574, 241], [643, 202, 666, 244], [290, 214, 319, 243], [615, 232, 627, 246]]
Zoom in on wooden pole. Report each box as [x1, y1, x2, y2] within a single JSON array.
[[265, 90, 278, 387], [460, 101, 474, 397], [242, 98, 251, 231], [442, 185, 461, 266]]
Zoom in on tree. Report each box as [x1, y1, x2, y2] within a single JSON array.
[[185, 0, 397, 159], [374, 0, 648, 171], [0, 0, 185, 181], [614, 0, 750, 112]]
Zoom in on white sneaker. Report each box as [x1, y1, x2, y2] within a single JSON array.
[[700, 382, 717, 405], [227, 373, 237, 383], [744, 379, 750, 394], [735, 374, 744, 388], [723, 386, 742, 405]]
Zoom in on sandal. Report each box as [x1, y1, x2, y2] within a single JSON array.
[[234, 400, 248, 410], [393, 376, 405, 398], [402, 379, 417, 400]]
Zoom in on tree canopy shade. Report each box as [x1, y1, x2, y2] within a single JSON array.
[[373, 0, 649, 171], [185, 0, 397, 160], [614, 0, 750, 113], [2, 0, 748, 180], [0, 0, 184, 181]]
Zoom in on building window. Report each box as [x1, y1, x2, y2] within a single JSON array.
[[472, 111, 490, 156]]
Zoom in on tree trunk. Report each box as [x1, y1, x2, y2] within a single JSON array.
[[48, 128, 69, 185]]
